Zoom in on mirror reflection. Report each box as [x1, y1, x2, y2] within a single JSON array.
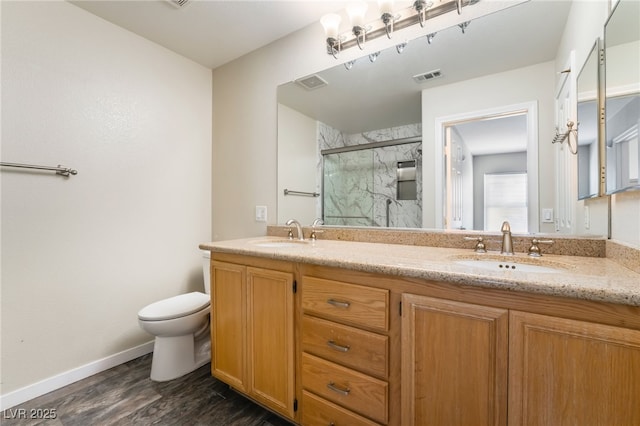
[[277, 1, 572, 233], [605, 0, 640, 195], [442, 110, 530, 233], [577, 39, 603, 200]]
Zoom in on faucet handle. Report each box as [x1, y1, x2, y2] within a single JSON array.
[[287, 228, 294, 240], [310, 229, 324, 241], [528, 239, 554, 257], [464, 236, 487, 253]]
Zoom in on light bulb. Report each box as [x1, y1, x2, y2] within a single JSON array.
[[346, 1, 368, 28], [320, 13, 341, 39], [378, 0, 394, 16]]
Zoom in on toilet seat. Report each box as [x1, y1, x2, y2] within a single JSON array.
[[138, 292, 210, 321]]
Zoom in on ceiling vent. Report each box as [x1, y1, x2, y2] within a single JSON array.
[[295, 74, 329, 91], [166, 0, 190, 8], [413, 69, 443, 83]]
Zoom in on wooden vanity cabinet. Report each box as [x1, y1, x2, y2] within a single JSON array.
[[401, 294, 508, 426], [207, 254, 640, 426], [300, 276, 391, 425], [299, 263, 640, 426], [210, 254, 296, 421], [509, 310, 640, 425]]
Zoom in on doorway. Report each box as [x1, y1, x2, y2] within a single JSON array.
[[435, 101, 539, 232]]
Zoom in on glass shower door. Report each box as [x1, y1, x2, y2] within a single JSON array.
[[323, 149, 374, 226]]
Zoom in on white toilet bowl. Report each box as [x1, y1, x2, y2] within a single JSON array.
[[138, 292, 211, 381], [137, 251, 212, 381]]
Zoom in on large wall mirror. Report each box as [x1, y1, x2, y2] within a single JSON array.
[[605, 0, 640, 195], [278, 0, 584, 234], [577, 39, 604, 200]]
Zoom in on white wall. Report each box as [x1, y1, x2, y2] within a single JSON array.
[[277, 104, 319, 224], [1, 0, 212, 399]]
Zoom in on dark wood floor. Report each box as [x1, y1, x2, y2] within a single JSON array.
[[2, 354, 295, 426]]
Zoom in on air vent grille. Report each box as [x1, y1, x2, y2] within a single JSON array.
[[295, 74, 328, 91], [166, 0, 190, 8], [413, 69, 443, 83]]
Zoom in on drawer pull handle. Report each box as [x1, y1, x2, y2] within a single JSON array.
[[327, 299, 351, 309], [327, 381, 351, 396], [327, 340, 350, 352]]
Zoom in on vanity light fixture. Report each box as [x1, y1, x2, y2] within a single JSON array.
[[369, 51, 381, 62], [414, 0, 433, 28], [378, 0, 396, 39], [396, 42, 407, 54], [426, 32, 436, 44], [344, 60, 356, 70], [320, 0, 476, 59], [320, 13, 342, 58], [346, 1, 369, 49]]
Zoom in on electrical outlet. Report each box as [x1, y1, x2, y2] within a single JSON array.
[[255, 206, 267, 222]]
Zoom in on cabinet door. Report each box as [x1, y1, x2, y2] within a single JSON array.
[[247, 267, 295, 419], [401, 294, 508, 426], [210, 261, 246, 391], [509, 310, 640, 425]]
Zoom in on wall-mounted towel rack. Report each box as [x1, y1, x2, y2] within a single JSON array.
[[552, 120, 578, 155], [284, 189, 319, 197], [1, 162, 78, 177]]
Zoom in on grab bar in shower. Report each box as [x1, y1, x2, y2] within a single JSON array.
[[1, 162, 78, 177], [284, 189, 320, 197]]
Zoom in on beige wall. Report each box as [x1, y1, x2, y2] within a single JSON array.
[[1, 1, 212, 396]]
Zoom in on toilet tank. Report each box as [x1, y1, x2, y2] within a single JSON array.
[[201, 250, 211, 294]]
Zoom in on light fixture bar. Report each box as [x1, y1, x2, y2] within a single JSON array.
[[325, 0, 476, 54]]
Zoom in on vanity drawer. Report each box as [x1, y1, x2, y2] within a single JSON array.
[[302, 353, 388, 424], [302, 390, 382, 426], [302, 315, 388, 379], [302, 276, 389, 331]]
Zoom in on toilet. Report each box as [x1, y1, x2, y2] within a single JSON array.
[[137, 250, 211, 381]]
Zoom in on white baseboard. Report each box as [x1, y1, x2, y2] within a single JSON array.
[[0, 341, 154, 411]]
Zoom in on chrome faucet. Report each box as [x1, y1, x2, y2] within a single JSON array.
[[286, 218, 304, 241], [500, 221, 514, 255]]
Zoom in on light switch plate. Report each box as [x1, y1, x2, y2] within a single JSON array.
[[584, 205, 590, 229], [542, 208, 554, 223], [255, 205, 267, 222]]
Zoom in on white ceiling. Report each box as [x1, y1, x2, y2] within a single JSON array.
[[70, 0, 345, 69]]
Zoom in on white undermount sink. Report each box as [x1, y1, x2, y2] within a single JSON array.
[[452, 255, 571, 274], [250, 238, 309, 248]]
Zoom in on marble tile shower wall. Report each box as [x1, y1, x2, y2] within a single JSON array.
[[318, 122, 423, 228]]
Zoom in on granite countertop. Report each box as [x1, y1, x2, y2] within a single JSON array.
[[199, 237, 640, 307]]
